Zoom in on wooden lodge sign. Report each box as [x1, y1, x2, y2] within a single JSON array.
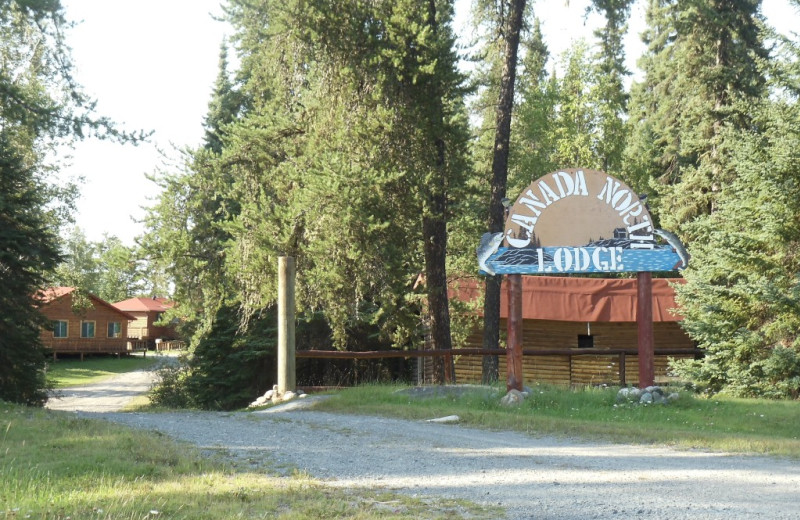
[[478, 169, 688, 275]]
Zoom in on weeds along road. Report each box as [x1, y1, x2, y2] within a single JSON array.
[[48, 371, 800, 520]]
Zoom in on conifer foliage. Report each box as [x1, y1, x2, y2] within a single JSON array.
[[625, 0, 800, 397], [142, 0, 472, 399], [1, 1, 142, 405], [140, 0, 800, 400]]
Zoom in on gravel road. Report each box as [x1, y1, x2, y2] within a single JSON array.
[[47, 370, 800, 520]]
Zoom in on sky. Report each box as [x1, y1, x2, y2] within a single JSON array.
[[60, 0, 800, 246]]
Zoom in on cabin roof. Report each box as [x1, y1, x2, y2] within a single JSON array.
[[111, 296, 174, 313], [38, 286, 75, 303], [451, 276, 684, 323], [38, 287, 138, 320]]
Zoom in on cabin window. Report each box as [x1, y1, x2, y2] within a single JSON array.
[[108, 322, 121, 338], [577, 334, 594, 349], [81, 321, 96, 338], [53, 320, 68, 338]]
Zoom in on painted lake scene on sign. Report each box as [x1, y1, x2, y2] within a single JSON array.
[[481, 245, 684, 275]]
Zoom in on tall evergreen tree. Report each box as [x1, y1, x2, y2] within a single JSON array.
[[624, 0, 768, 227], [625, 1, 800, 397], [143, 0, 472, 391], [668, 16, 800, 398], [141, 39, 243, 343], [672, 93, 800, 398], [1, 1, 142, 405], [509, 17, 557, 191], [589, 0, 633, 173]]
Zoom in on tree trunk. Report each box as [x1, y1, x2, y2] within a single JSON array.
[[424, 206, 454, 384], [482, 275, 501, 383], [482, 0, 527, 383], [424, 0, 454, 384]]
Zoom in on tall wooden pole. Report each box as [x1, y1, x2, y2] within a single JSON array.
[[506, 274, 524, 391], [637, 271, 655, 387], [278, 256, 296, 394]]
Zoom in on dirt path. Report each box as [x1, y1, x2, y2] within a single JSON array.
[[50, 370, 800, 520], [45, 357, 167, 412]]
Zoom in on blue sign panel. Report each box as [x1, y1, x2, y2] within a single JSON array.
[[481, 245, 685, 275]]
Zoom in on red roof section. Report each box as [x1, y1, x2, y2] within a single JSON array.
[[451, 276, 684, 322], [112, 297, 174, 313]]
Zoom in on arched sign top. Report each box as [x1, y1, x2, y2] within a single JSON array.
[[477, 169, 687, 275], [504, 169, 654, 249]]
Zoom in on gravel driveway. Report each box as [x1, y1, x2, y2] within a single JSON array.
[[48, 370, 800, 520]]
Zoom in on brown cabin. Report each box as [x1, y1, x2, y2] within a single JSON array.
[[111, 297, 177, 349], [38, 287, 138, 359], [443, 276, 698, 387]]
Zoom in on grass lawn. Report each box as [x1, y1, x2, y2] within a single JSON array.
[[0, 401, 496, 519], [46, 354, 161, 388], [314, 383, 800, 458]]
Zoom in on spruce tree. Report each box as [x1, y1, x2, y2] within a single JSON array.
[[0, 131, 61, 405], [625, 0, 768, 227], [672, 94, 800, 398], [625, 0, 800, 397], [667, 17, 800, 398], [509, 17, 558, 191], [1, 1, 142, 405], [589, 0, 633, 173]]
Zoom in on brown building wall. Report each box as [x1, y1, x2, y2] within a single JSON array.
[[40, 294, 131, 354], [126, 311, 176, 341], [454, 319, 697, 386]]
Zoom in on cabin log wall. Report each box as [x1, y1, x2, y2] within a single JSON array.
[[454, 319, 695, 386], [39, 293, 132, 356]]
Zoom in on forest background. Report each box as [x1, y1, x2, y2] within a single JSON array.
[[3, 0, 800, 407]]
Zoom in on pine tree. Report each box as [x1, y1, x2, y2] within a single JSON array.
[[589, 0, 633, 173], [668, 19, 800, 398], [1, 1, 142, 405], [625, 0, 768, 228], [509, 17, 557, 191]]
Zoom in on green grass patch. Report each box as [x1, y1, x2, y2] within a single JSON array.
[[315, 383, 800, 458], [0, 401, 496, 519], [46, 355, 160, 388]]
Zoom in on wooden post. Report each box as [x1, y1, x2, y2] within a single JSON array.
[[444, 351, 454, 384], [637, 271, 655, 387], [506, 274, 524, 391], [278, 256, 296, 394]]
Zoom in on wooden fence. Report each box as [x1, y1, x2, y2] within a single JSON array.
[[296, 347, 702, 387]]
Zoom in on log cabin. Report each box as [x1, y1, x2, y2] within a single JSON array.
[[111, 296, 178, 350], [445, 276, 699, 387], [38, 287, 138, 359]]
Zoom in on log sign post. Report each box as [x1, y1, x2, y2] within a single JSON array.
[[477, 169, 688, 391], [277, 256, 296, 394]]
